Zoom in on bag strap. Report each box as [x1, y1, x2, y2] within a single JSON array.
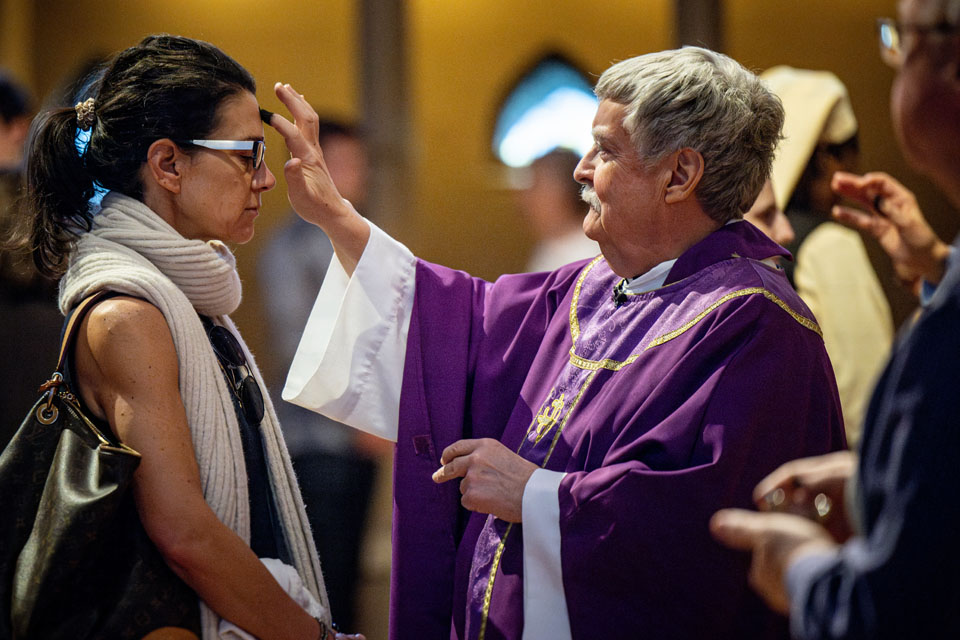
[[55, 290, 117, 374]]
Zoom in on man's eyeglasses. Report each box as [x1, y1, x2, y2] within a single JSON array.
[[179, 139, 266, 170], [877, 17, 960, 68], [207, 323, 265, 425]]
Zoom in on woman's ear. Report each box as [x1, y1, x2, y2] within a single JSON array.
[[144, 139, 183, 194], [664, 148, 704, 204]]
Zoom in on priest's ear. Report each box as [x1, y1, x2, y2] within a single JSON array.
[[143, 138, 184, 194], [664, 148, 704, 204]]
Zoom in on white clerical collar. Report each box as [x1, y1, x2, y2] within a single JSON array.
[[622, 258, 678, 295]]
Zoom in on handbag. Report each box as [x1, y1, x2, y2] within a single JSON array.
[[0, 290, 200, 639]]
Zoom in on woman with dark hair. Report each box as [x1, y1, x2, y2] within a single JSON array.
[[18, 35, 355, 640]]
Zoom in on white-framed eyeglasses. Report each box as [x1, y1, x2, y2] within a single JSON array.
[[179, 139, 266, 170], [876, 17, 960, 68]]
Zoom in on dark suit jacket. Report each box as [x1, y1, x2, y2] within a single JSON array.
[[787, 244, 960, 639]]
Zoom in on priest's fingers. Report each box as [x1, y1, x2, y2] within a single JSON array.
[[433, 439, 486, 483], [272, 82, 321, 158], [439, 438, 482, 466], [432, 456, 469, 483], [266, 94, 315, 160]]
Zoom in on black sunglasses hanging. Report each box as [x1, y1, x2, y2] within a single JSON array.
[[203, 319, 265, 425]]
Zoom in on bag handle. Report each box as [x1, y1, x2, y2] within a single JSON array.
[[55, 290, 116, 374], [36, 290, 118, 421]]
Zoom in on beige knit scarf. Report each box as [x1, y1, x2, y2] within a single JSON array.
[[58, 192, 330, 639]]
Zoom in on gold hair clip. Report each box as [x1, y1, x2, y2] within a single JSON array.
[[74, 98, 96, 131]]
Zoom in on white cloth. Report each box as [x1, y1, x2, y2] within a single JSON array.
[[58, 192, 329, 639], [283, 219, 416, 439], [622, 258, 677, 294], [218, 559, 326, 639], [521, 468, 571, 640], [794, 222, 893, 445]]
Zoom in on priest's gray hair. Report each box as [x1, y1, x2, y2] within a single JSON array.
[[595, 46, 783, 223]]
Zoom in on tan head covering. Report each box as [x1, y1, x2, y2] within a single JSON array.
[[761, 66, 858, 209]]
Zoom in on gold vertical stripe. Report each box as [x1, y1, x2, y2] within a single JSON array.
[[569, 256, 603, 345], [481, 371, 597, 639], [520, 386, 556, 445], [478, 522, 514, 640]]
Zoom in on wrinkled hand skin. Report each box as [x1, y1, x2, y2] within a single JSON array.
[[831, 171, 951, 294], [432, 438, 539, 523]]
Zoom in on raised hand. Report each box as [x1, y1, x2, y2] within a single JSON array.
[[265, 83, 370, 274], [831, 171, 950, 294]]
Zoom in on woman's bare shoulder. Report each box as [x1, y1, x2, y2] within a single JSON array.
[[78, 295, 179, 397], [82, 295, 172, 349]]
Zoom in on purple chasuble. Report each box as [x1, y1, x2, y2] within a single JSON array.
[[390, 221, 845, 640]]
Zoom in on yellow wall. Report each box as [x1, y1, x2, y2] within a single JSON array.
[[0, 0, 35, 82], [408, 0, 673, 276]]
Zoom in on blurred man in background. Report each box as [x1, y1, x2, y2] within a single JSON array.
[[516, 147, 598, 272]]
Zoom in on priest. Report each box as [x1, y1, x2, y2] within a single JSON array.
[[267, 46, 845, 640]]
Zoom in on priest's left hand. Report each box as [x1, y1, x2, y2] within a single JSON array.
[[433, 438, 538, 523], [709, 509, 839, 614]]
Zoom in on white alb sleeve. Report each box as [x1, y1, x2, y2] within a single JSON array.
[[282, 220, 416, 442], [521, 468, 572, 640]]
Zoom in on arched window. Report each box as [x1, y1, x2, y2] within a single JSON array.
[[492, 54, 596, 167]]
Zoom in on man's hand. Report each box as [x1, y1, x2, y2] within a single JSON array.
[[432, 438, 538, 523], [831, 171, 951, 294], [753, 450, 857, 543], [710, 510, 838, 614]]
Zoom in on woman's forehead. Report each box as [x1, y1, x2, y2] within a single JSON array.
[[211, 91, 264, 138]]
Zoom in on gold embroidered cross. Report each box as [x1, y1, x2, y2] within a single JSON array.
[[534, 394, 565, 443]]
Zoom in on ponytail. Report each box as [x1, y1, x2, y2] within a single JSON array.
[[22, 106, 96, 276]]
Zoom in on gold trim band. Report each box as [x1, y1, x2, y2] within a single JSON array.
[[568, 287, 822, 371]]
